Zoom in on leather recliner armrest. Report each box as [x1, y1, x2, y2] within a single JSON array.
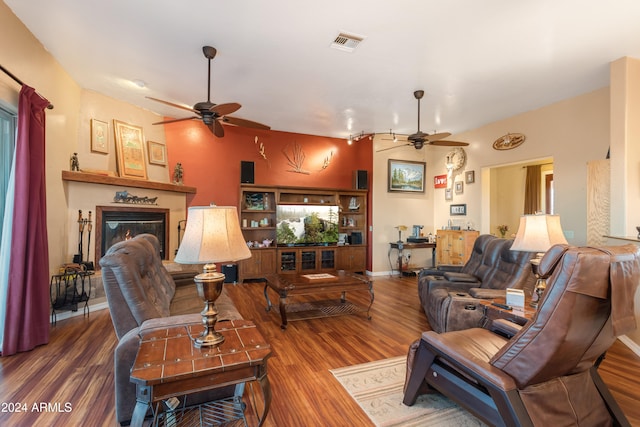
[[469, 288, 508, 299], [443, 271, 480, 283]]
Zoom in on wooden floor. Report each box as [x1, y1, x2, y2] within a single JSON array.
[[0, 275, 639, 426]]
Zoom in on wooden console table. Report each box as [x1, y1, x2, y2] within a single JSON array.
[[388, 241, 436, 276], [130, 319, 271, 427]]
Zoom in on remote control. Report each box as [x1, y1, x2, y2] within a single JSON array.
[[491, 302, 513, 310]]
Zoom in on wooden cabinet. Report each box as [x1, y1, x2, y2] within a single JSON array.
[[238, 184, 368, 280], [238, 248, 276, 280], [277, 247, 336, 273], [435, 230, 479, 266], [336, 246, 366, 273], [337, 192, 367, 246]]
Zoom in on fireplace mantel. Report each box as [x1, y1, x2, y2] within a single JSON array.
[[62, 171, 196, 194]]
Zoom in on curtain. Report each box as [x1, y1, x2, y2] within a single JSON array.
[[1, 85, 50, 356], [523, 164, 541, 214]]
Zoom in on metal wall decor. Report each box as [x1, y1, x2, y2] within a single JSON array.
[[493, 133, 525, 150], [113, 191, 158, 205]]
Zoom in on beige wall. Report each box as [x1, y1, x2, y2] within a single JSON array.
[[609, 57, 640, 348], [372, 88, 609, 274], [370, 142, 434, 273], [1, 4, 170, 271]]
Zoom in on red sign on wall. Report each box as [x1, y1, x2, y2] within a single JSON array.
[[434, 174, 448, 188]]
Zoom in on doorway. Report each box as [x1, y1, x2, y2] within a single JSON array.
[[482, 158, 554, 237]]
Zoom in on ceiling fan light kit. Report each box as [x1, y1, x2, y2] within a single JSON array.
[[493, 132, 525, 150], [148, 46, 270, 138]]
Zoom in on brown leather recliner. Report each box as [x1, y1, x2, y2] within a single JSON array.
[[100, 234, 243, 425], [403, 244, 640, 426], [419, 235, 536, 332]]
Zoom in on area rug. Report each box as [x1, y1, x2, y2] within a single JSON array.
[[330, 356, 486, 427]]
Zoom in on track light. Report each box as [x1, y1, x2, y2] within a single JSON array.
[[347, 135, 353, 145]]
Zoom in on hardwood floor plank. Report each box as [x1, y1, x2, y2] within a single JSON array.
[[0, 275, 638, 426]]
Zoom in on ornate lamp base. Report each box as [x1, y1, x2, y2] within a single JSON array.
[[193, 268, 225, 347]]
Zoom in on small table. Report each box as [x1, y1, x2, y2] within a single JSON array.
[[264, 271, 374, 329], [479, 297, 536, 332], [129, 319, 271, 427], [388, 241, 436, 276]]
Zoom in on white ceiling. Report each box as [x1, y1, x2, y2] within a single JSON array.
[[7, 0, 640, 140]]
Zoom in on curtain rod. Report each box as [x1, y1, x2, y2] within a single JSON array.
[[0, 64, 54, 109], [522, 162, 553, 168]]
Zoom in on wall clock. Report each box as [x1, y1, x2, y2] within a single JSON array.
[[493, 133, 525, 150], [446, 148, 466, 171]]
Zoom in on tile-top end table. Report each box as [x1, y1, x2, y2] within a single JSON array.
[[130, 319, 271, 427]]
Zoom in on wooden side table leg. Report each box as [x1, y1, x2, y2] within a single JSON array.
[[257, 374, 272, 427]]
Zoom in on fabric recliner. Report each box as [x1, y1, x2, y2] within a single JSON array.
[[403, 243, 640, 427], [100, 233, 243, 425], [418, 235, 536, 332]]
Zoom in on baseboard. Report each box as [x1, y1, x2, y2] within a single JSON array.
[[618, 335, 640, 357], [49, 300, 109, 324]]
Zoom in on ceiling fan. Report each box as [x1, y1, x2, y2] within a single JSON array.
[[377, 90, 468, 152], [148, 46, 270, 138]]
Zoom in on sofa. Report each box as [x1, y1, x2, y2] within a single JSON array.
[[99, 233, 243, 425], [418, 235, 536, 333]]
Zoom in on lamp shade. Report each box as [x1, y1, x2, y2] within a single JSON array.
[[174, 206, 251, 264], [511, 214, 568, 253]]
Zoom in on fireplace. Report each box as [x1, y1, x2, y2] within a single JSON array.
[[95, 206, 170, 267]]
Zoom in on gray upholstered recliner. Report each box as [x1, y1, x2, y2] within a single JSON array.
[[100, 234, 243, 425], [418, 235, 535, 333]]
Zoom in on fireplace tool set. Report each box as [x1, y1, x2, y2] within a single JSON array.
[[72, 210, 94, 270]]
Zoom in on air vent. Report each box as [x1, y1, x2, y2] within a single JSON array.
[[331, 32, 365, 52]]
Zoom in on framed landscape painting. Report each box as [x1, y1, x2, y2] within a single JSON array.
[[114, 120, 148, 179], [388, 159, 426, 193]]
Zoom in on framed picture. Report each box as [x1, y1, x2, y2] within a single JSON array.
[[450, 204, 467, 216], [147, 140, 167, 166], [388, 159, 426, 193], [445, 188, 453, 201], [90, 119, 109, 154], [465, 170, 475, 184], [455, 181, 464, 194], [113, 120, 148, 179]]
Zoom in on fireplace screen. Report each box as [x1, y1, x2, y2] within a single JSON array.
[[96, 207, 169, 264]]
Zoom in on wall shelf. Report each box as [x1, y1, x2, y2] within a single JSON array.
[[61, 170, 196, 194]]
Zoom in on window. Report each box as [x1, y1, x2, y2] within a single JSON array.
[[0, 106, 16, 242]]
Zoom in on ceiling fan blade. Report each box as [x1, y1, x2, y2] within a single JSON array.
[[211, 102, 241, 116], [221, 116, 271, 130], [147, 96, 197, 113], [376, 143, 412, 152], [430, 140, 470, 147], [212, 120, 225, 137], [425, 132, 452, 142], [152, 116, 199, 125]]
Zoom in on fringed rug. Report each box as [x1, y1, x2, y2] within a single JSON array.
[[330, 356, 486, 427]]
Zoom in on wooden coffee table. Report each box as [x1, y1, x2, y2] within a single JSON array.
[[264, 271, 374, 329], [129, 319, 271, 427]]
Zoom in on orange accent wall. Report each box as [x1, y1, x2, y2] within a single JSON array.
[[164, 120, 374, 268], [165, 120, 372, 206]]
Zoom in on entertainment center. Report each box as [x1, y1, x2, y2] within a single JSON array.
[[238, 184, 368, 281]]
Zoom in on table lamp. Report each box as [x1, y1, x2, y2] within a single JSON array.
[[510, 214, 567, 308], [174, 206, 251, 347]]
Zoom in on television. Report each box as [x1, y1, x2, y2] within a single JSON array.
[[276, 205, 339, 245]]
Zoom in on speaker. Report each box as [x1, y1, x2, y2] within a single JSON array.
[[354, 170, 368, 189], [221, 264, 238, 283], [240, 161, 254, 184]]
